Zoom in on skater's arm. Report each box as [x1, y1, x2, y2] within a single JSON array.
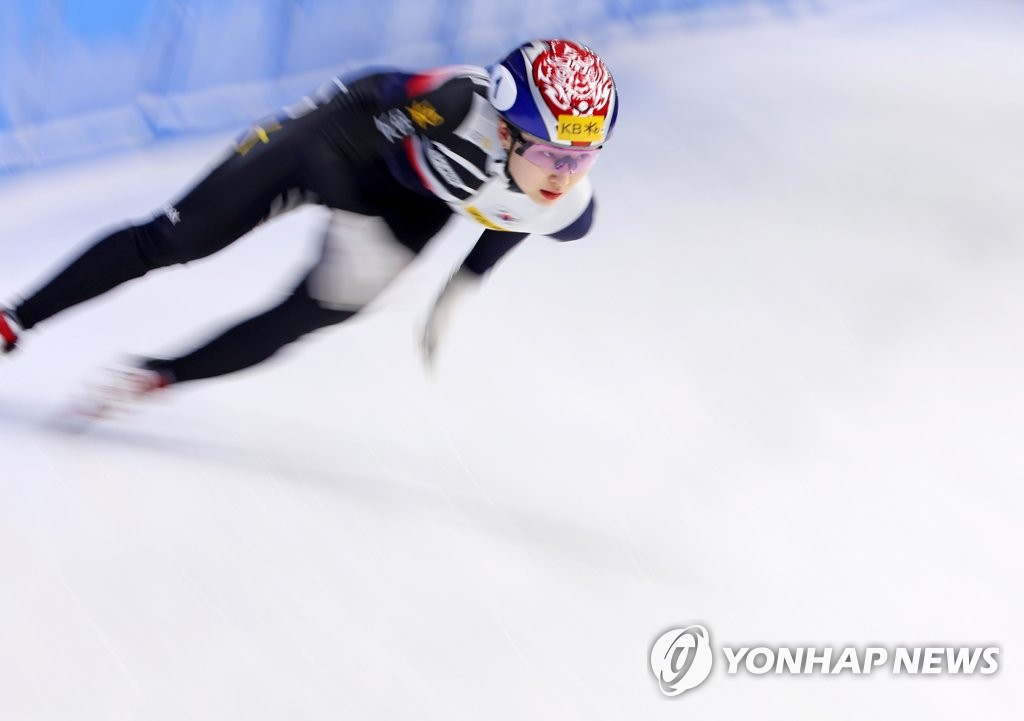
[[547, 196, 595, 242], [420, 186, 597, 366], [420, 229, 525, 369], [460, 229, 529, 276], [420, 266, 479, 369], [419, 195, 597, 368], [454, 194, 595, 276]]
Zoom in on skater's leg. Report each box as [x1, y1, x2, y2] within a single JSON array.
[[144, 276, 354, 383], [13, 133, 311, 331], [143, 210, 427, 384], [15, 216, 187, 330]]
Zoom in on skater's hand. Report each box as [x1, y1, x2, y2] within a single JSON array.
[[419, 268, 478, 372], [420, 314, 441, 370]]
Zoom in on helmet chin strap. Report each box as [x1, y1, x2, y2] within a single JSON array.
[[503, 159, 524, 194]]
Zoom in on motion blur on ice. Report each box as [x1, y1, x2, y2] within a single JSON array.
[[1, 2, 1023, 721]]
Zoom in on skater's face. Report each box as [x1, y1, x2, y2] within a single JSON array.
[[499, 122, 599, 206]]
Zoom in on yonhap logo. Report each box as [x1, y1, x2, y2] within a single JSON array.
[[650, 625, 714, 696], [649, 622, 1000, 699]]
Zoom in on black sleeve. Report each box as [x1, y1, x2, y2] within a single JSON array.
[[549, 197, 595, 241], [459, 196, 597, 275], [460, 230, 529, 276]]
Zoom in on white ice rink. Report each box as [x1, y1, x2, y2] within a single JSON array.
[[2, 1, 1023, 719]]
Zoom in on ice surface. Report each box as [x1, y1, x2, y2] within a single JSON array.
[[1, 2, 1022, 719]]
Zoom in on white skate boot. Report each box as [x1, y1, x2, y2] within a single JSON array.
[[68, 362, 173, 421]]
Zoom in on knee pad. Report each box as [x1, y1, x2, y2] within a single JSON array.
[[307, 211, 415, 310]]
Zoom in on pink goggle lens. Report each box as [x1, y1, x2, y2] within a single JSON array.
[[516, 142, 601, 175]]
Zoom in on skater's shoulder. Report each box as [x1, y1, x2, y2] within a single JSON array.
[[400, 65, 491, 123], [405, 65, 490, 97]]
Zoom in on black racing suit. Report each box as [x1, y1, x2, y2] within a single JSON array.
[[12, 69, 594, 383]]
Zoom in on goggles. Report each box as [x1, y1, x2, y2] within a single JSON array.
[[510, 130, 601, 175]]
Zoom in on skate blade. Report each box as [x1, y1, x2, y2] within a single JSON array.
[[45, 399, 120, 433]]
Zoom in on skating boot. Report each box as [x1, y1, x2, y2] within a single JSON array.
[[0, 309, 22, 354], [69, 361, 174, 421]]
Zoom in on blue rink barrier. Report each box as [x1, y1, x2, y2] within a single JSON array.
[[0, 0, 818, 174]]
